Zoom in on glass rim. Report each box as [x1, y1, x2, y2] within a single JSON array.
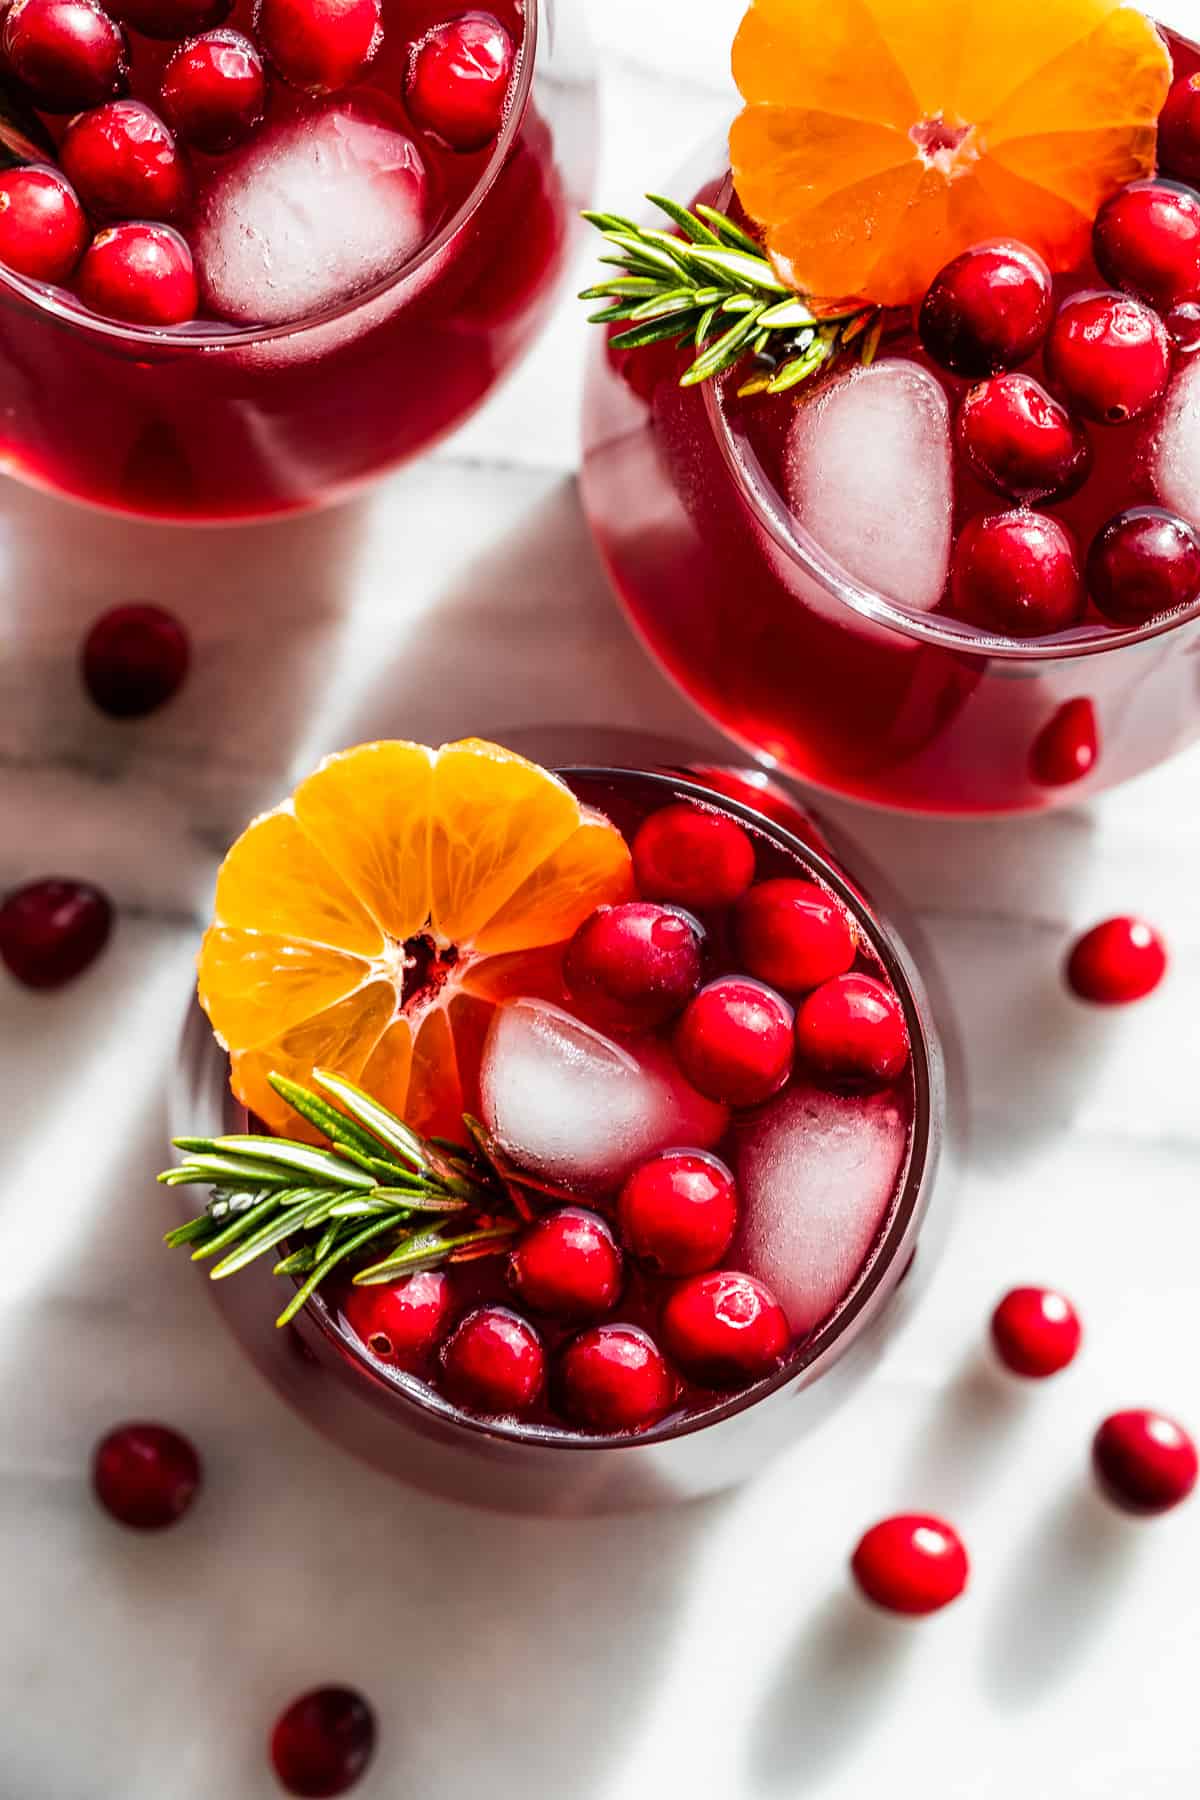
[[0, 0, 539, 352]]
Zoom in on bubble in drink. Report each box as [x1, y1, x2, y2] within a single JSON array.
[[480, 998, 728, 1193], [734, 1080, 909, 1334], [192, 103, 428, 327], [1153, 360, 1200, 528], [785, 358, 953, 613]]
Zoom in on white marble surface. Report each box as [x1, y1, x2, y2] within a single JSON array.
[[4, 3, 1200, 1794]]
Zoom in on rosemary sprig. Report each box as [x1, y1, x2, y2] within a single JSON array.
[[580, 195, 879, 396], [160, 1068, 520, 1328]]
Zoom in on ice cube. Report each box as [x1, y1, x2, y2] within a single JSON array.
[[480, 999, 729, 1193], [784, 359, 953, 612], [734, 1080, 909, 1334], [1153, 360, 1200, 527], [192, 104, 428, 327]]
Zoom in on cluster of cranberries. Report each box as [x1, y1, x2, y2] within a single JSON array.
[[0, 0, 515, 324]]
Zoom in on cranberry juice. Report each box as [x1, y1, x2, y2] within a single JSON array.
[[0, 0, 577, 519], [581, 27, 1200, 815]]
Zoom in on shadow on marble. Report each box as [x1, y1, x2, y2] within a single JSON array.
[[890, 1348, 1031, 1519]]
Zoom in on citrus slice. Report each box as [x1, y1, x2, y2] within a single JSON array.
[[198, 740, 634, 1137], [730, 0, 1172, 307]]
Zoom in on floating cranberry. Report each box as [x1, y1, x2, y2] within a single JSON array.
[[990, 1287, 1082, 1378], [160, 28, 265, 152], [795, 971, 909, 1087], [1030, 697, 1099, 788], [439, 1305, 544, 1414], [1086, 507, 1200, 626], [563, 900, 703, 1033], [342, 1270, 452, 1365], [1066, 916, 1167, 1005], [404, 10, 514, 154], [113, 0, 230, 37], [1044, 290, 1170, 425], [955, 373, 1091, 503], [1093, 181, 1200, 311], [618, 1149, 738, 1276], [508, 1207, 623, 1321], [918, 239, 1053, 377], [734, 878, 856, 995], [91, 1422, 201, 1529], [81, 601, 190, 716], [661, 1269, 789, 1387], [270, 1686, 376, 1797], [950, 510, 1084, 638], [256, 0, 380, 95], [675, 976, 793, 1107], [0, 877, 112, 988], [61, 99, 188, 222], [0, 164, 88, 283], [632, 802, 756, 910], [1, 0, 127, 113], [1166, 299, 1200, 355], [1158, 73, 1200, 189], [78, 221, 197, 324], [558, 1323, 673, 1432], [1092, 1410, 1198, 1516], [850, 1515, 969, 1616]]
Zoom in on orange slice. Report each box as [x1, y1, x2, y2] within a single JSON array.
[[198, 740, 634, 1138], [730, 0, 1171, 307]]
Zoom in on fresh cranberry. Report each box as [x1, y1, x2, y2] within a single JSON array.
[[1093, 181, 1200, 311], [558, 1323, 673, 1432], [990, 1287, 1082, 1378], [1030, 697, 1099, 788], [950, 510, 1084, 637], [918, 239, 1053, 377], [160, 28, 265, 151], [1, 0, 127, 112], [955, 373, 1091, 503], [675, 976, 793, 1107], [0, 877, 112, 988], [1044, 290, 1170, 425], [113, 0, 230, 38], [255, 0, 380, 95], [61, 99, 188, 222], [0, 164, 88, 283], [1065, 916, 1167, 1005], [81, 601, 190, 716], [618, 1149, 738, 1276], [1086, 507, 1200, 626], [563, 900, 702, 1032], [795, 971, 909, 1086], [632, 802, 756, 911], [271, 1687, 376, 1797], [78, 221, 197, 324], [342, 1270, 452, 1365], [850, 1515, 969, 1616], [508, 1207, 623, 1321], [404, 11, 514, 153], [733, 878, 855, 995], [439, 1305, 544, 1414], [1092, 1410, 1198, 1516], [1158, 73, 1200, 188], [91, 1422, 200, 1529], [1166, 299, 1200, 354], [661, 1269, 789, 1387]]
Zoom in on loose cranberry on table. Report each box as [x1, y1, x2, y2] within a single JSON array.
[[660, 1269, 789, 1387], [91, 1422, 201, 1530], [850, 1515, 969, 1616], [918, 239, 1053, 377], [675, 975, 793, 1107], [1159, 73, 1200, 188], [631, 802, 756, 911], [61, 99, 189, 223], [1044, 291, 1170, 425], [795, 972, 909, 1086], [954, 373, 1091, 503], [1086, 507, 1200, 626], [0, 877, 112, 988], [113, 0, 230, 38], [78, 222, 198, 325], [342, 1269, 452, 1365], [439, 1305, 544, 1414], [160, 28, 266, 153], [990, 1287, 1082, 1378], [271, 1686, 376, 1798], [81, 601, 190, 716], [1, 0, 128, 113], [1029, 697, 1099, 789], [1065, 916, 1167, 1005], [1092, 1410, 1198, 1516], [557, 1323, 674, 1432], [405, 11, 515, 153], [0, 165, 88, 284], [563, 900, 703, 1033], [256, 0, 381, 96], [1166, 299, 1200, 355], [507, 1207, 623, 1321], [618, 1149, 738, 1276], [734, 878, 856, 995], [1092, 181, 1200, 312], [950, 510, 1084, 638]]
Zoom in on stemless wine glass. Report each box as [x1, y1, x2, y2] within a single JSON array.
[[0, 0, 591, 522]]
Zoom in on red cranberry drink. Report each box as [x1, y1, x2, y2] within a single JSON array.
[[165, 738, 950, 1512], [581, 3, 1200, 813], [0, 0, 584, 518]]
